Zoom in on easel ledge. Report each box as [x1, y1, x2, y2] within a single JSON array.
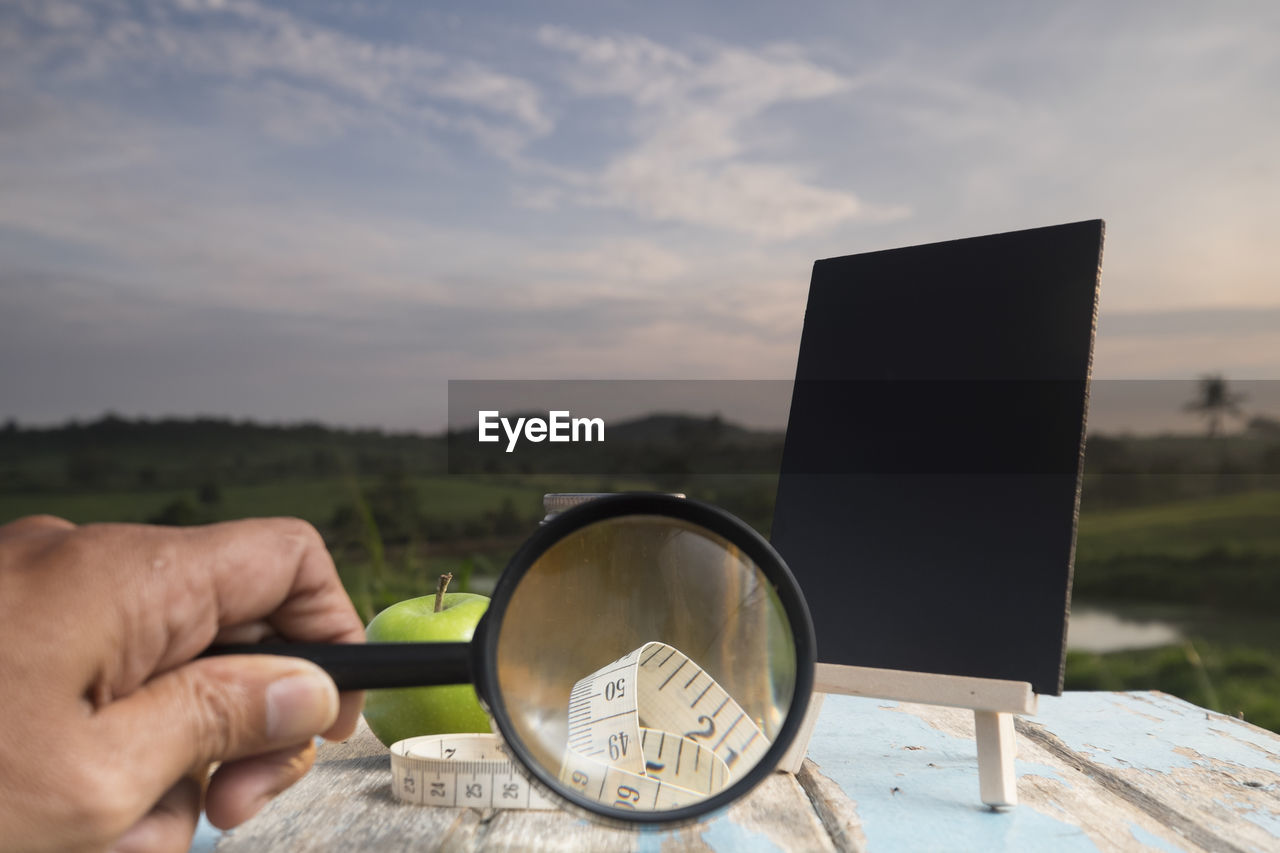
[[779, 664, 1036, 808]]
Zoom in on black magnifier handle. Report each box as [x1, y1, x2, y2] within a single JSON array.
[[200, 642, 473, 691]]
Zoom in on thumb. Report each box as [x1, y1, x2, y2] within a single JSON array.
[[98, 655, 339, 819]]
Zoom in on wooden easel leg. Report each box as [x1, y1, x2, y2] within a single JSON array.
[[974, 710, 1017, 807], [778, 692, 826, 774]]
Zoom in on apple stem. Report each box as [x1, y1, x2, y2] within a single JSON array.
[[435, 572, 453, 613]]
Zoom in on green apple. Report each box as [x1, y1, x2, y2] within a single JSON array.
[[362, 587, 492, 747]]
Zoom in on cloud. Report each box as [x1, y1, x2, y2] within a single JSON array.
[[1093, 308, 1280, 379], [4, 1, 1276, 429], [0, 263, 765, 428], [532, 26, 903, 239], [1100, 307, 1280, 339], [1, 0, 551, 157], [526, 240, 689, 285]]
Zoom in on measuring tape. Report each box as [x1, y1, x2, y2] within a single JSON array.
[[389, 642, 769, 811], [390, 733, 558, 810]]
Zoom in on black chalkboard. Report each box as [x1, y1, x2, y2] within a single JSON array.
[[771, 221, 1103, 695]]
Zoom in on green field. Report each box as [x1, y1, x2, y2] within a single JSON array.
[[1068, 488, 1280, 730], [0, 475, 632, 528], [1077, 489, 1280, 561], [1073, 489, 1280, 615], [3, 418, 1278, 731]]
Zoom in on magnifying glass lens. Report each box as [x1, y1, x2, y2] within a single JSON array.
[[198, 495, 812, 823], [493, 513, 798, 815]]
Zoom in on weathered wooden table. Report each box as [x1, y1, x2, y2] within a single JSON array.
[[206, 691, 1280, 852]]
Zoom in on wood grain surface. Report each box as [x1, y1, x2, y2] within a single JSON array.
[[212, 692, 1280, 852], [213, 720, 834, 852]]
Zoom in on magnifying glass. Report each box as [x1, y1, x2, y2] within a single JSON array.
[[206, 493, 815, 824]]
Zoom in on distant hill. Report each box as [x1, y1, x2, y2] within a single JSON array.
[[608, 413, 777, 445], [0, 415, 445, 493], [3, 413, 1277, 505], [0, 412, 787, 492]]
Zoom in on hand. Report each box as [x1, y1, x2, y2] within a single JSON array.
[[0, 515, 366, 853]]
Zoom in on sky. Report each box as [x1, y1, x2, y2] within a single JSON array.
[[1, 0, 1277, 432]]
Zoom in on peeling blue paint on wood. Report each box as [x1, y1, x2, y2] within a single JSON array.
[[199, 692, 1279, 851], [1240, 805, 1280, 840], [1034, 692, 1280, 775], [598, 802, 786, 852], [1215, 794, 1280, 841], [808, 696, 1100, 852], [632, 828, 664, 853], [1127, 821, 1187, 852], [699, 818, 787, 852]]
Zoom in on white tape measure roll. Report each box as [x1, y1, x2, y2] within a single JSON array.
[[390, 733, 558, 810], [389, 641, 770, 811]]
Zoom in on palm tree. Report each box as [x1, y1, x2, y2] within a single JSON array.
[[1184, 374, 1246, 437]]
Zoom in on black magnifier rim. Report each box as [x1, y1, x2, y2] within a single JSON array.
[[475, 492, 816, 826]]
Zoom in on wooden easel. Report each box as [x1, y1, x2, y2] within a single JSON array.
[[779, 664, 1036, 807]]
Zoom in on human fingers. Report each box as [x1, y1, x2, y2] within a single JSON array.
[[0, 518, 362, 849], [0, 514, 75, 542], [95, 655, 338, 827], [173, 518, 366, 740], [212, 621, 278, 645], [209, 616, 363, 740], [109, 776, 202, 853], [203, 741, 317, 830], [93, 518, 365, 679], [187, 517, 363, 643]]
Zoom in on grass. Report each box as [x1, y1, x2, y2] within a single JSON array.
[[1072, 489, 1280, 614], [0, 488, 195, 525], [0, 475, 600, 527], [1068, 488, 1280, 731], [1077, 489, 1280, 561]]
